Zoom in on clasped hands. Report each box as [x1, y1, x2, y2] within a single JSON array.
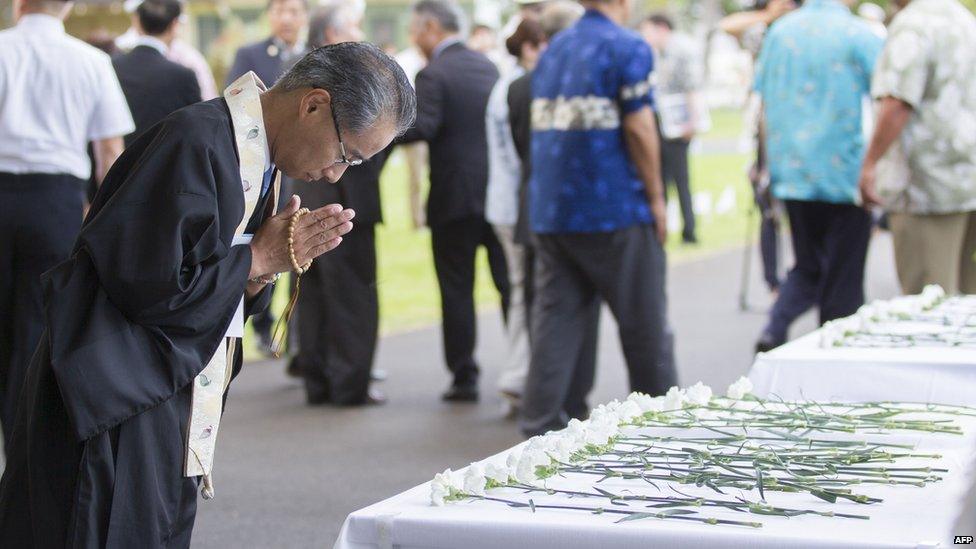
[[249, 195, 355, 281]]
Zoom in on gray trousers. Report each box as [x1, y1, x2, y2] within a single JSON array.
[[520, 224, 676, 437], [493, 224, 532, 396]]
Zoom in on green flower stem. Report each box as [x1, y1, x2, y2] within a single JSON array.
[[501, 483, 870, 521], [558, 465, 884, 503], [477, 496, 764, 528]]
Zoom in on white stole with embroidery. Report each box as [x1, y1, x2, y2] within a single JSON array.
[[185, 72, 280, 499]]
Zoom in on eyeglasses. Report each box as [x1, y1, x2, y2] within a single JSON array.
[[330, 104, 363, 167]]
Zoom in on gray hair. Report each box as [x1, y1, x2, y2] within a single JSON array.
[[412, 0, 466, 35], [308, 2, 361, 48], [541, 1, 583, 40], [274, 42, 417, 136]]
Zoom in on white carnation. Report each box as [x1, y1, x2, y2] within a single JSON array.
[[920, 284, 946, 309], [525, 434, 549, 452], [663, 386, 686, 410], [685, 382, 713, 406], [627, 391, 663, 413], [886, 296, 920, 318], [484, 461, 510, 484], [726, 376, 754, 400], [590, 401, 620, 419], [588, 407, 618, 426], [506, 450, 520, 471], [563, 418, 587, 444], [515, 449, 551, 484], [430, 468, 461, 506], [583, 413, 619, 446], [462, 463, 487, 496], [614, 400, 644, 422], [820, 320, 843, 348], [548, 434, 579, 462], [820, 318, 859, 348]]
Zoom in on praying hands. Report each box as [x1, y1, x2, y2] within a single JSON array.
[[248, 194, 355, 280]]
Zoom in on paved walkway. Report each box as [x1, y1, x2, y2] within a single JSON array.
[[190, 232, 900, 548]]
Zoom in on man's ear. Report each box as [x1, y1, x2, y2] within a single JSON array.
[[300, 88, 332, 117]]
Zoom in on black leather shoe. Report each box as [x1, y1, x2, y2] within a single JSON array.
[[310, 387, 387, 407], [286, 358, 302, 378], [755, 332, 784, 354], [306, 392, 330, 406], [442, 384, 479, 402]]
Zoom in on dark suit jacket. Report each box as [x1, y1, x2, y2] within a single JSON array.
[[399, 42, 499, 228], [226, 38, 300, 88], [293, 146, 391, 226], [507, 70, 533, 244], [112, 45, 201, 147]]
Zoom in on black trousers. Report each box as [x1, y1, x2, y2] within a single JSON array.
[[660, 138, 696, 240], [520, 224, 677, 437], [756, 185, 782, 291], [0, 172, 84, 450], [764, 199, 872, 341], [430, 216, 510, 387], [295, 223, 379, 404]]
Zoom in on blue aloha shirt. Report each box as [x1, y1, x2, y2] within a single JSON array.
[[529, 9, 656, 234], [753, 0, 883, 204]]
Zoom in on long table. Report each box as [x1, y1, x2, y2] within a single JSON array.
[[335, 413, 976, 549], [749, 329, 976, 406]]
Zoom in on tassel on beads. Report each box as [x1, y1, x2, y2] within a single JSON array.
[[270, 207, 312, 359]]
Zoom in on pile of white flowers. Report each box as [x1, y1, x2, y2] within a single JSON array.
[[430, 377, 754, 506], [820, 285, 947, 348]]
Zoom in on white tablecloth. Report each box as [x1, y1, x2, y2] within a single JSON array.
[[749, 331, 976, 406], [335, 416, 976, 549]]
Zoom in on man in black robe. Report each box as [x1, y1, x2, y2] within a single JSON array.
[[0, 43, 416, 547]]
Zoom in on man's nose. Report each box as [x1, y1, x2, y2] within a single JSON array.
[[324, 164, 349, 183]]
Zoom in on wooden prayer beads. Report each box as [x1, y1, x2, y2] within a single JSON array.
[[287, 207, 313, 274]]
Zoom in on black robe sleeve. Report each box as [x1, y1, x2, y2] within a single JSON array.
[[43, 105, 252, 441]]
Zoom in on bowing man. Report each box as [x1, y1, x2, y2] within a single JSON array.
[[0, 43, 416, 547]]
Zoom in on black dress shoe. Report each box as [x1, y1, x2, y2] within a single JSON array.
[[442, 384, 479, 402], [309, 387, 387, 407], [286, 358, 302, 378], [307, 392, 331, 406], [755, 332, 784, 354]]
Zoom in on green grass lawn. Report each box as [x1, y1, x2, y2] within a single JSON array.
[[701, 108, 746, 140], [244, 109, 753, 358]]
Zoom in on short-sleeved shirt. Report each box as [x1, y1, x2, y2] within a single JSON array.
[[485, 66, 525, 227], [753, 0, 882, 204], [529, 9, 656, 234], [871, 0, 976, 215], [0, 14, 134, 180], [655, 33, 702, 96]]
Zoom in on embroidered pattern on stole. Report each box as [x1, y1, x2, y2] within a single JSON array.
[[185, 71, 280, 499]]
